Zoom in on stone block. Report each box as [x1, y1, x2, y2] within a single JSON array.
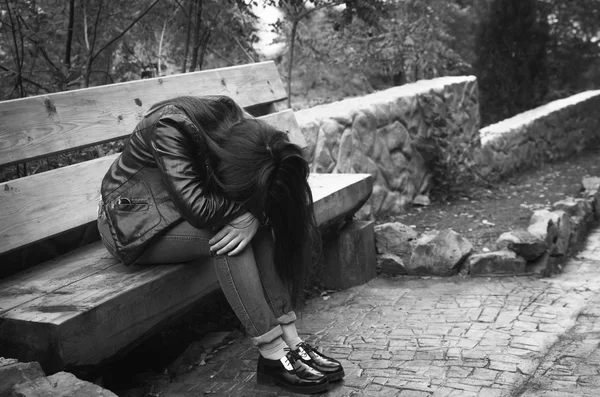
[[583, 176, 600, 218], [496, 230, 546, 261], [528, 210, 572, 256], [467, 250, 527, 276], [374, 222, 417, 264], [322, 221, 377, 290], [11, 371, 117, 397], [377, 253, 407, 275], [0, 360, 45, 397], [408, 229, 473, 276]]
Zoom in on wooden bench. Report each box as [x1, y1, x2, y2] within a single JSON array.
[[0, 61, 373, 373]]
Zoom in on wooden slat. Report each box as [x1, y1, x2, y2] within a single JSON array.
[[262, 109, 307, 149], [0, 258, 220, 372], [0, 111, 305, 256], [310, 173, 373, 226], [0, 243, 118, 315], [0, 173, 372, 371], [0, 62, 288, 166]]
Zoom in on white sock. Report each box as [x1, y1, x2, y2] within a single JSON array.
[[258, 336, 288, 360], [281, 322, 303, 350]]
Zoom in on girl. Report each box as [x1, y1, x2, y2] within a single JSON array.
[[97, 95, 344, 394]]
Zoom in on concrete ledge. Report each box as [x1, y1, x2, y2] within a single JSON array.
[[477, 90, 600, 179]]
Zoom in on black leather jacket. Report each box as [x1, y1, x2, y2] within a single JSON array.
[[99, 105, 243, 265]]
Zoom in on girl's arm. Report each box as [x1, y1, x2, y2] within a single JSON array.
[[147, 113, 244, 229]]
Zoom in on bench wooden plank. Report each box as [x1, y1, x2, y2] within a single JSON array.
[[0, 243, 118, 315], [0, 173, 371, 371], [0, 61, 288, 166], [0, 111, 306, 256]]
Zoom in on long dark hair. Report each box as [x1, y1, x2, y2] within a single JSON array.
[[151, 96, 320, 306]]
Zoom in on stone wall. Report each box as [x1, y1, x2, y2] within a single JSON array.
[[476, 90, 600, 179], [295, 76, 480, 219]]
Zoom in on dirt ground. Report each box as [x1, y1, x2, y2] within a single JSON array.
[[381, 146, 600, 253]]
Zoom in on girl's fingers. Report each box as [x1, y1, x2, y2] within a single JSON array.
[[210, 230, 235, 252], [209, 227, 230, 246], [216, 236, 242, 256], [227, 238, 249, 256]]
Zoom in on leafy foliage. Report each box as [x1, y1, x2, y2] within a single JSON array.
[[0, 0, 260, 99], [475, 0, 550, 125]]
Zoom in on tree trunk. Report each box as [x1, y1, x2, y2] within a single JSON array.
[[182, 0, 194, 73], [286, 19, 299, 109], [190, 0, 204, 72], [65, 0, 75, 71]]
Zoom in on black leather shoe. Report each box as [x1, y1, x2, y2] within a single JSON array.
[[295, 342, 345, 382], [256, 350, 329, 394]]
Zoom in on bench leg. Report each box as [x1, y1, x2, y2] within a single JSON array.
[[321, 221, 377, 290]]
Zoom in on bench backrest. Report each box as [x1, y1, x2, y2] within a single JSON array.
[[0, 61, 305, 257]]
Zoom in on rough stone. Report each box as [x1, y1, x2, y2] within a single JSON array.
[[527, 216, 559, 253], [582, 176, 600, 194], [378, 191, 404, 217], [467, 250, 527, 276], [0, 360, 45, 397], [352, 110, 376, 154], [368, 184, 388, 216], [377, 253, 407, 275], [408, 229, 474, 276], [335, 128, 354, 173], [582, 176, 600, 218], [11, 371, 117, 397], [380, 121, 410, 152], [528, 210, 572, 256], [496, 231, 547, 261], [413, 195, 431, 206], [374, 222, 418, 265], [553, 197, 593, 219], [312, 133, 335, 173]]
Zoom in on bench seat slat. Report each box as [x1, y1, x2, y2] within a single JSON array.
[[0, 61, 288, 167], [0, 173, 372, 371], [0, 111, 306, 256]]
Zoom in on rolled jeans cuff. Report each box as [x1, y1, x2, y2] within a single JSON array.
[[251, 325, 283, 347], [277, 310, 297, 325]]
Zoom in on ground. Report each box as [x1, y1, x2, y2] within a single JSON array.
[[386, 146, 600, 253], [111, 227, 600, 397], [91, 148, 600, 396]]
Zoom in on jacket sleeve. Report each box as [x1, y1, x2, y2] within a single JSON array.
[[147, 113, 243, 229]]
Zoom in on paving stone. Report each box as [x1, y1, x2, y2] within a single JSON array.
[[0, 360, 45, 396], [142, 226, 600, 397]]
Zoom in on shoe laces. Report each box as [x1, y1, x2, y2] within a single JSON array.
[[297, 342, 319, 354], [284, 347, 303, 362]]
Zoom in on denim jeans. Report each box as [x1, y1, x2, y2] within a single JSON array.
[[97, 215, 296, 349]]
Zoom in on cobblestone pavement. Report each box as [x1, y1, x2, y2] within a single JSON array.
[[153, 228, 600, 397]]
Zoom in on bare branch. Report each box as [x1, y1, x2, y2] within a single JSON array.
[[0, 64, 49, 92], [92, 0, 162, 62]]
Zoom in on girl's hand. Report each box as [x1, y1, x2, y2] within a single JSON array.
[[209, 212, 259, 256]]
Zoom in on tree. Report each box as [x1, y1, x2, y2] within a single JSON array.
[[543, 0, 600, 97], [475, 0, 550, 125], [0, 0, 260, 100]]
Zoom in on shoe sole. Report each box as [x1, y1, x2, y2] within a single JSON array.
[[257, 372, 329, 394], [327, 369, 345, 382]]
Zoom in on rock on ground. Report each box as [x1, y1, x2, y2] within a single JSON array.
[[11, 371, 117, 397], [496, 230, 547, 261], [408, 229, 473, 276], [467, 250, 527, 276], [374, 222, 417, 265], [0, 359, 45, 396]]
